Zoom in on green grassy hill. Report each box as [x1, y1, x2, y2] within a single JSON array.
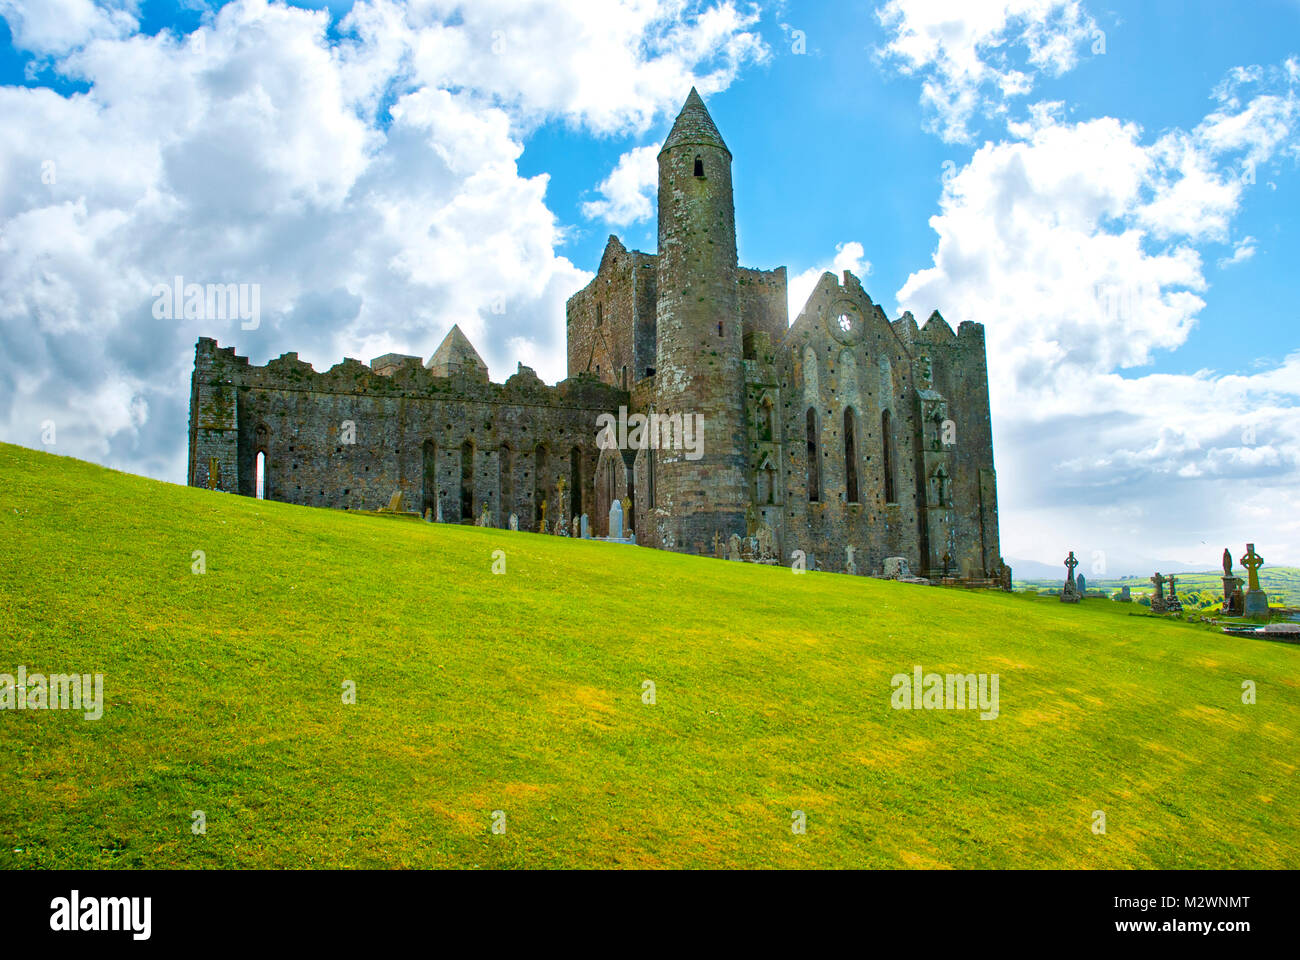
[[1, 442, 1297, 869]]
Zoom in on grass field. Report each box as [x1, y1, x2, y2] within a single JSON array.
[[1, 442, 1297, 869]]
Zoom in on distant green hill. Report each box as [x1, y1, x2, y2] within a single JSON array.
[[1016, 568, 1300, 606], [1, 443, 1297, 868]]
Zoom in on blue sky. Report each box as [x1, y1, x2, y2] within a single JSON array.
[[0, 0, 1297, 573]]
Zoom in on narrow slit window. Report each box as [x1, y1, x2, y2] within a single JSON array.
[[806, 408, 820, 502], [693, 156, 704, 177]]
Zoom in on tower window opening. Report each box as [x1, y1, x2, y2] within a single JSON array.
[[693, 156, 704, 177], [717, 321, 723, 337], [595, 302, 603, 326]]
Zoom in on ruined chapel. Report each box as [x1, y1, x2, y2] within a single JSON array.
[[188, 88, 1007, 580]]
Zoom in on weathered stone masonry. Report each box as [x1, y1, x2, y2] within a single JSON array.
[[188, 88, 1006, 581], [188, 338, 626, 530]]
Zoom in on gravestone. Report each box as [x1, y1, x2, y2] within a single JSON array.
[[1119, 585, 1131, 602], [883, 557, 911, 579], [1060, 551, 1081, 603], [1150, 572, 1167, 614], [845, 544, 857, 576], [580, 514, 589, 539], [508, 512, 518, 531], [609, 499, 624, 540], [477, 503, 490, 527], [1076, 573, 1087, 595], [1240, 543, 1269, 619], [539, 498, 548, 533], [727, 533, 742, 561], [571, 515, 579, 538], [386, 490, 404, 512], [423, 508, 432, 522], [1165, 574, 1183, 614]]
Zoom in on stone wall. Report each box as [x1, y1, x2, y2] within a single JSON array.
[[774, 271, 923, 574], [565, 237, 657, 389], [189, 338, 626, 530]]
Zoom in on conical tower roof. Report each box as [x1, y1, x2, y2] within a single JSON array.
[[427, 324, 488, 377], [660, 87, 730, 157]]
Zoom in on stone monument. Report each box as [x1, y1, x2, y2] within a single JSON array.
[[508, 512, 518, 531], [1060, 551, 1081, 603], [1240, 543, 1269, 619], [1164, 574, 1183, 614], [845, 544, 857, 576], [1220, 547, 1243, 615], [1150, 572, 1167, 614]]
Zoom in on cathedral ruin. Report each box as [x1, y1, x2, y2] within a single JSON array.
[[188, 89, 1007, 581]]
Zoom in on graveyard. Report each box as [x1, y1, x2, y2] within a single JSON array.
[[1, 441, 1297, 869]]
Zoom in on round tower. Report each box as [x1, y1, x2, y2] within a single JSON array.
[[653, 88, 748, 554]]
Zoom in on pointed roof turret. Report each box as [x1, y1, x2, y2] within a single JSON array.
[[427, 324, 488, 378], [660, 87, 730, 158]]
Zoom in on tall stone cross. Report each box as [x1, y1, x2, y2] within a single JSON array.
[[1240, 543, 1264, 592], [1150, 572, 1165, 598], [1064, 551, 1079, 586]]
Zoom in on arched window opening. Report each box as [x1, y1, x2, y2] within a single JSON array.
[[534, 444, 548, 530], [460, 441, 475, 521], [422, 439, 438, 517], [758, 461, 776, 505], [621, 365, 628, 388], [648, 447, 656, 508], [806, 408, 820, 502], [693, 155, 704, 177], [498, 443, 513, 523], [882, 410, 897, 504], [255, 451, 266, 500], [844, 408, 859, 503], [569, 446, 582, 520]]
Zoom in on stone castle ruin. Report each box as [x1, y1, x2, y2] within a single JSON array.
[[188, 89, 1007, 581]]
